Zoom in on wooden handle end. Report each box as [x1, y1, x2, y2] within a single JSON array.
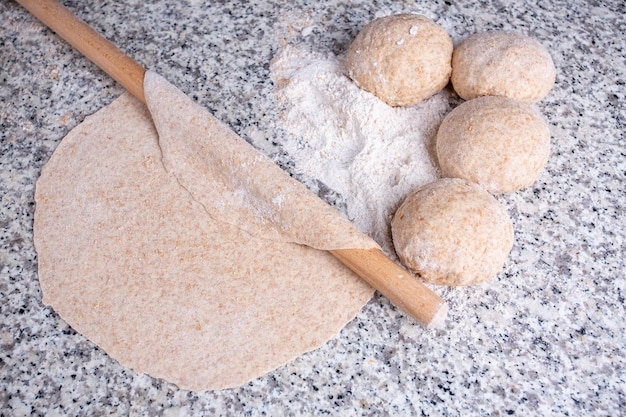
[[330, 248, 448, 329]]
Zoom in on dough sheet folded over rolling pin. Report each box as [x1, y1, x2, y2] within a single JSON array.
[[34, 72, 382, 391], [144, 72, 378, 250]]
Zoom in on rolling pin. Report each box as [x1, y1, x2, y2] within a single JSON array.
[[17, 0, 448, 329]]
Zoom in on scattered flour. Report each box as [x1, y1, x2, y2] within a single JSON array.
[[270, 46, 452, 252]]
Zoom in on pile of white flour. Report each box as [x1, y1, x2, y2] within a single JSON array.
[[271, 46, 452, 252]]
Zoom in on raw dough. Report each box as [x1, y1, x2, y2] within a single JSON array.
[[144, 72, 375, 251], [436, 96, 551, 193], [391, 178, 514, 286], [451, 31, 556, 103], [34, 72, 376, 391], [346, 14, 453, 107]]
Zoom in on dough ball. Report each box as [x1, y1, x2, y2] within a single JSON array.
[[451, 31, 556, 103], [346, 14, 453, 106], [436, 96, 551, 193], [391, 178, 514, 286]]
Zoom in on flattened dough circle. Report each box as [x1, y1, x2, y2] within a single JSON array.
[[34, 77, 374, 391]]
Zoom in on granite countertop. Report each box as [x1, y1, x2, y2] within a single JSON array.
[[1, 0, 624, 415]]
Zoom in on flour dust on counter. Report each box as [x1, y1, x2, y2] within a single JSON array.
[[271, 46, 453, 252]]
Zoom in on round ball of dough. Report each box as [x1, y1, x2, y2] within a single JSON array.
[[451, 31, 556, 103], [436, 96, 551, 193], [346, 14, 453, 107], [391, 178, 514, 286]]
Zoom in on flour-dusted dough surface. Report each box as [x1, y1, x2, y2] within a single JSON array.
[[346, 14, 453, 107], [33, 76, 376, 391], [144, 72, 376, 250], [391, 178, 514, 286], [451, 31, 556, 103], [436, 96, 551, 193]]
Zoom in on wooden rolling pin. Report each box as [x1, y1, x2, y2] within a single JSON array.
[[17, 0, 448, 329]]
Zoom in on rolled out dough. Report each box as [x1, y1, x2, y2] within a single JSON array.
[[33, 72, 376, 391]]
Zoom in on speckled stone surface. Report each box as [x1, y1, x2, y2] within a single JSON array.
[[1, 0, 624, 415]]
